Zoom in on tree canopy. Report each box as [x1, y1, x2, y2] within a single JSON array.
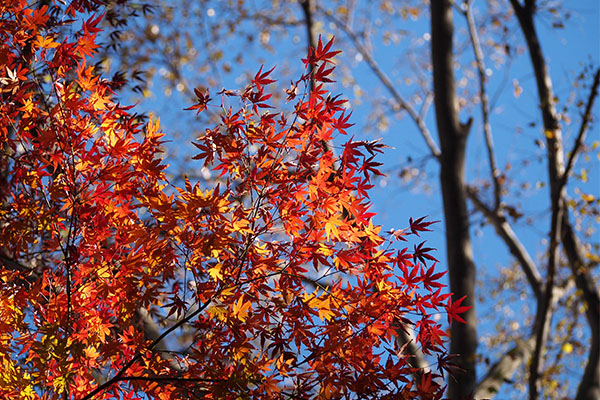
[[0, 1, 459, 398], [97, 0, 600, 399]]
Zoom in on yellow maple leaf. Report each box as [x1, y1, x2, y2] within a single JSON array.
[[232, 294, 252, 322], [364, 219, 384, 244], [34, 34, 59, 49], [208, 263, 223, 281], [324, 215, 343, 241], [208, 304, 227, 321], [84, 345, 99, 361], [308, 295, 335, 321]]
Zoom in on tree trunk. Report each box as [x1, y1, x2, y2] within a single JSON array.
[[430, 1, 477, 398]]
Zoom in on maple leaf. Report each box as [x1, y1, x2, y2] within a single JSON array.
[[232, 294, 252, 322], [446, 295, 472, 324], [436, 352, 465, 380], [421, 263, 447, 291], [303, 35, 342, 66], [409, 216, 439, 237], [413, 241, 438, 266], [333, 110, 353, 136], [359, 155, 385, 181], [313, 62, 336, 83], [416, 372, 443, 399], [22, 5, 50, 30], [208, 263, 223, 281], [324, 214, 343, 241], [185, 87, 211, 114], [34, 34, 60, 50], [82, 13, 104, 35], [252, 65, 276, 89], [77, 31, 100, 58]]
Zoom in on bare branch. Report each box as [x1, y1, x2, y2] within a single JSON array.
[[528, 238, 560, 400], [476, 337, 535, 399], [419, 93, 434, 122], [510, 2, 567, 398], [562, 68, 600, 188], [475, 279, 574, 398], [464, 0, 502, 209], [561, 212, 600, 400], [554, 70, 600, 399], [466, 187, 542, 300], [319, 6, 441, 160]]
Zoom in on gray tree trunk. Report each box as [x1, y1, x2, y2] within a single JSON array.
[[430, 1, 477, 398]]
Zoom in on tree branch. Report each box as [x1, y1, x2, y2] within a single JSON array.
[[299, 0, 316, 93], [562, 68, 600, 188], [475, 279, 574, 398], [510, 2, 567, 398], [463, 0, 502, 209], [136, 308, 189, 372], [466, 187, 542, 300], [82, 298, 213, 400], [528, 241, 560, 400], [561, 212, 600, 400], [0, 253, 37, 274], [475, 337, 535, 399], [555, 66, 600, 400], [319, 6, 441, 160]]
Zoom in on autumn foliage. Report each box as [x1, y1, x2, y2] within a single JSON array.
[[0, 2, 466, 399]]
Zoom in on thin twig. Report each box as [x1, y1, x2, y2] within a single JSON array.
[[319, 6, 441, 160], [299, 0, 316, 92], [509, 1, 567, 397], [529, 202, 561, 400], [466, 187, 542, 300], [81, 298, 213, 400], [475, 279, 574, 398], [117, 376, 222, 383], [464, 0, 502, 209], [561, 68, 600, 188]]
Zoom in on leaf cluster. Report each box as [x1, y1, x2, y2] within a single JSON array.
[[0, 3, 463, 399]]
